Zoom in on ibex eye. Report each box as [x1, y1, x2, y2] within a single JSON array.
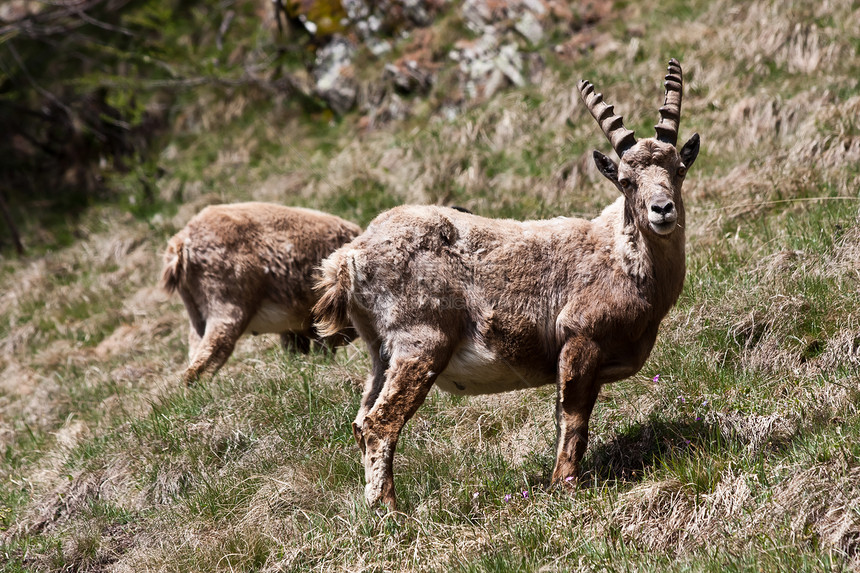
[[619, 178, 632, 188], [677, 166, 687, 177]]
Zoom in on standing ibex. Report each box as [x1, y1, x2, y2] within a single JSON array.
[[314, 60, 700, 511], [162, 202, 361, 384]]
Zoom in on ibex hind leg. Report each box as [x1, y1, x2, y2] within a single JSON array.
[[357, 329, 454, 512], [280, 332, 312, 354], [180, 290, 206, 363], [187, 318, 203, 362], [182, 316, 247, 385], [311, 326, 357, 356], [352, 336, 388, 461]]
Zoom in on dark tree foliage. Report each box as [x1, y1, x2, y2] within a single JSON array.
[[0, 0, 177, 253]]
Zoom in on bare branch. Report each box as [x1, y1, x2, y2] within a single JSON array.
[[0, 0, 135, 39], [71, 7, 134, 36]]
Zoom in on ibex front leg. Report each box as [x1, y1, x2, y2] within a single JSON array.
[[552, 337, 601, 484]]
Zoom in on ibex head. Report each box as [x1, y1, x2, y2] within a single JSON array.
[[578, 59, 700, 237]]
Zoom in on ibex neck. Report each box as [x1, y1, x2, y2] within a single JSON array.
[[609, 209, 686, 317], [647, 230, 687, 316]]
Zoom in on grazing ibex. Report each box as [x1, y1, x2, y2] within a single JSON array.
[[314, 59, 700, 511], [162, 202, 361, 384]]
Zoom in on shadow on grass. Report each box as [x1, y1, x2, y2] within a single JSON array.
[[582, 417, 740, 487], [485, 418, 733, 494]]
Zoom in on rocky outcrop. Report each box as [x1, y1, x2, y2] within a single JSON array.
[[287, 0, 601, 118], [313, 36, 358, 115]]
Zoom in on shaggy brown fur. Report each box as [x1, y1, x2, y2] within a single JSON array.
[[314, 60, 700, 511], [162, 202, 361, 384]]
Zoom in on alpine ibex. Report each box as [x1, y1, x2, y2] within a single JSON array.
[[162, 202, 361, 384], [314, 59, 700, 511]]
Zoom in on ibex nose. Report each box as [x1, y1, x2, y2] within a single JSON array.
[[650, 200, 674, 216]]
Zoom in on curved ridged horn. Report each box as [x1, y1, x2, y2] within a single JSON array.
[[654, 58, 683, 146], [577, 79, 637, 157]]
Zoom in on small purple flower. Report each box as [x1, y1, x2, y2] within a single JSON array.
[[504, 493, 512, 503], [564, 476, 574, 483], [678, 395, 686, 404], [653, 374, 660, 383], [472, 491, 479, 500], [684, 439, 691, 445], [696, 416, 702, 422], [522, 490, 529, 499], [702, 400, 709, 407]]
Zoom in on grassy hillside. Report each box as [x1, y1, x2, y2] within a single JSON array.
[[1, 0, 859, 571]]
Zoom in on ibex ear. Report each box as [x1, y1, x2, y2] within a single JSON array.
[[679, 133, 700, 169], [592, 150, 620, 188]]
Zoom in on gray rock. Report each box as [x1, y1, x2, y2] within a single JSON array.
[[450, 32, 526, 99], [313, 36, 358, 114], [515, 10, 543, 45]]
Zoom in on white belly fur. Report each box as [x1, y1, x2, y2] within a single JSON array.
[[244, 300, 306, 335], [434, 339, 554, 396]]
